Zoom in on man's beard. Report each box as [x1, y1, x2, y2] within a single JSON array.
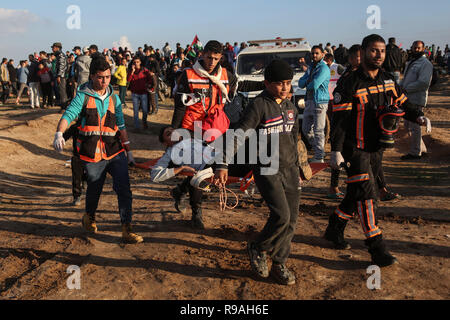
[[411, 51, 424, 59], [363, 55, 383, 71]]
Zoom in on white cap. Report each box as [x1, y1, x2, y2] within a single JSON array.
[[82, 46, 89, 53]]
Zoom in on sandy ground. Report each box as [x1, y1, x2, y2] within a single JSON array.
[[0, 76, 449, 300]]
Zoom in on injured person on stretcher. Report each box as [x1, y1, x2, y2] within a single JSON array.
[[150, 126, 252, 190]]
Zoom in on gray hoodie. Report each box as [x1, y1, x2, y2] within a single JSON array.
[[75, 54, 92, 85], [401, 55, 433, 107]]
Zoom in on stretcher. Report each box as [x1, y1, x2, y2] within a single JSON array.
[[134, 159, 329, 192]]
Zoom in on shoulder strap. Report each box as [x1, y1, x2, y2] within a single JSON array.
[[111, 93, 117, 107], [75, 94, 90, 127]]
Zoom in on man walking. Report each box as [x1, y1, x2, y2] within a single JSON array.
[[53, 57, 143, 243], [214, 60, 300, 285], [27, 55, 41, 109], [298, 45, 330, 163], [400, 40, 433, 160], [325, 34, 427, 267]]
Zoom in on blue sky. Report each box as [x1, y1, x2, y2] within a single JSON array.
[[1, 0, 449, 63]]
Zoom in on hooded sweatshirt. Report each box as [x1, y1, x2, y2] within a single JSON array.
[[62, 82, 125, 131]]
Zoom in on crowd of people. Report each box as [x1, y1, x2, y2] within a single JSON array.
[[0, 34, 442, 286]]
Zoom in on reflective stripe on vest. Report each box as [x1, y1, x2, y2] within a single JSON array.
[[77, 95, 124, 163], [181, 68, 229, 131]]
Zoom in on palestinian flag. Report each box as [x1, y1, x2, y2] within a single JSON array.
[[186, 35, 203, 61]]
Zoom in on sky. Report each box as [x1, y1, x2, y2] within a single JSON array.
[[1, 0, 449, 63]]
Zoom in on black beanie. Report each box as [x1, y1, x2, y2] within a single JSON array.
[[264, 59, 293, 82]]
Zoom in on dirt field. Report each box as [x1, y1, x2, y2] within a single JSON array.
[[0, 76, 449, 300]]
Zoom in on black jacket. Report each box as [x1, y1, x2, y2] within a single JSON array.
[[330, 67, 423, 153], [383, 44, 403, 72], [218, 90, 299, 173], [27, 60, 40, 83], [7, 64, 17, 82]]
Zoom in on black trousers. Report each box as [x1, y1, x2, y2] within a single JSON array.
[[58, 78, 68, 109], [1, 82, 10, 103], [334, 147, 383, 239], [253, 166, 300, 265], [41, 82, 53, 106], [71, 155, 86, 198]]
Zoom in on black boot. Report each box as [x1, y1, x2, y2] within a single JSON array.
[[191, 207, 205, 230], [171, 185, 187, 213], [365, 235, 398, 267], [324, 213, 351, 249]]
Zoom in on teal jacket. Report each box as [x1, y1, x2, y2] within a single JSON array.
[[62, 82, 126, 130], [298, 59, 330, 104]]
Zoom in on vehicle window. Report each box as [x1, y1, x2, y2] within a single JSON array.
[[237, 51, 312, 75]]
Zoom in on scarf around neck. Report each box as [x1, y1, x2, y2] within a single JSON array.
[[192, 60, 230, 103]]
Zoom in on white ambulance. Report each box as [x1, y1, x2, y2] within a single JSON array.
[[235, 37, 311, 107]]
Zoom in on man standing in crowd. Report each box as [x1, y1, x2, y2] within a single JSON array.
[[400, 40, 433, 160], [7, 59, 18, 97], [27, 54, 41, 109], [383, 37, 403, 84], [334, 44, 348, 65], [75, 47, 92, 86], [114, 57, 129, 108], [127, 57, 153, 131], [325, 34, 427, 267], [52, 57, 143, 244], [298, 45, 330, 163], [51, 42, 68, 112], [0, 58, 10, 105], [144, 54, 161, 115], [163, 42, 171, 60]]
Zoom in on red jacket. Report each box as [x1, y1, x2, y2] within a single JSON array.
[[127, 67, 153, 94]]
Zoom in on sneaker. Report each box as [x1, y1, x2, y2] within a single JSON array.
[[400, 154, 422, 160], [190, 167, 214, 190], [270, 263, 296, 285], [122, 223, 144, 243], [73, 196, 82, 206], [247, 242, 269, 278], [81, 213, 97, 233]]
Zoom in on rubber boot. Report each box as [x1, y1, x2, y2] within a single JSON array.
[[365, 234, 398, 267], [122, 223, 144, 243], [191, 207, 205, 230], [324, 213, 351, 249], [82, 213, 97, 233]]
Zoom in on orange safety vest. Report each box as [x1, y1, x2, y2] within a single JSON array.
[[181, 68, 229, 131], [76, 95, 124, 163]]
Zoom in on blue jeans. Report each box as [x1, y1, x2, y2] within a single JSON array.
[[84, 152, 132, 224], [131, 93, 148, 129], [118, 86, 127, 106], [302, 100, 328, 160]]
